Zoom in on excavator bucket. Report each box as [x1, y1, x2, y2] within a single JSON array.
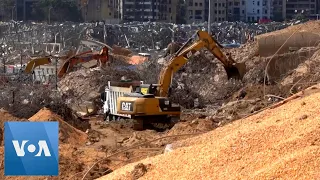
[[225, 62, 246, 80]]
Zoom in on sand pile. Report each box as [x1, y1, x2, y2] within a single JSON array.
[[0, 108, 21, 124], [29, 108, 87, 146], [99, 86, 320, 180], [166, 118, 215, 136]]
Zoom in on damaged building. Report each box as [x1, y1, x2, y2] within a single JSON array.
[[122, 0, 178, 22]]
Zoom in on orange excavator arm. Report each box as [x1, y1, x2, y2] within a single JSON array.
[[58, 47, 109, 78]]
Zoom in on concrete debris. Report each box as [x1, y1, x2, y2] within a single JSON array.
[[0, 20, 306, 67], [58, 65, 140, 116]]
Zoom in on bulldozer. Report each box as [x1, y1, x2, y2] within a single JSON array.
[[116, 30, 246, 130]]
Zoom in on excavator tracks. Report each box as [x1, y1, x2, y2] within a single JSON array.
[[132, 116, 179, 131]]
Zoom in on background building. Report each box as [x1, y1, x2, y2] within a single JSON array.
[[285, 0, 317, 19], [4, 0, 320, 23], [79, 0, 122, 23], [122, 0, 177, 23], [211, 0, 227, 22], [227, 0, 241, 21], [272, 0, 286, 21], [186, 0, 206, 23], [243, 0, 272, 22]]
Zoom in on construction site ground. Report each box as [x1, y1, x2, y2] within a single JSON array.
[[2, 21, 320, 179]]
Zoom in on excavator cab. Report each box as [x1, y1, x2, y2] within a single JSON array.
[[138, 84, 159, 95]]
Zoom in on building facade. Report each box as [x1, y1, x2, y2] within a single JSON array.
[[186, 0, 206, 23], [227, 0, 241, 21], [211, 0, 228, 22], [79, 0, 122, 23], [122, 0, 177, 23], [272, 0, 286, 21], [285, 0, 317, 19], [15, 0, 38, 21], [242, 0, 272, 22]]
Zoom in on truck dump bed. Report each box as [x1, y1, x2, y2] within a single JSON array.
[[103, 81, 143, 120]]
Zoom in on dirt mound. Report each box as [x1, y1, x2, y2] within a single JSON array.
[[257, 20, 320, 38], [0, 108, 21, 123], [166, 118, 215, 136], [228, 41, 259, 62], [0, 109, 23, 145], [112, 45, 133, 56], [99, 86, 320, 180], [0, 144, 110, 180], [29, 108, 88, 146], [59, 144, 111, 180], [281, 48, 320, 91]]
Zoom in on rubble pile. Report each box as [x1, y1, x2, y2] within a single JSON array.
[[0, 83, 89, 131], [0, 20, 304, 66], [281, 47, 320, 90], [168, 51, 243, 108], [256, 20, 320, 38], [160, 20, 320, 120], [58, 66, 141, 116], [99, 86, 320, 180]]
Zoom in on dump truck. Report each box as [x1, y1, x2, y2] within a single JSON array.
[[101, 80, 144, 121]]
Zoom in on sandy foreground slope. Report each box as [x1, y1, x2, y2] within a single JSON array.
[[98, 87, 320, 180]]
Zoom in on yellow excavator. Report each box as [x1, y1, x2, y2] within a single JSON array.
[[24, 57, 52, 73], [116, 30, 246, 130]]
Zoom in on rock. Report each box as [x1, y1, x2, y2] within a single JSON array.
[[164, 144, 173, 153], [131, 163, 149, 180], [299, 114, 308, 120]]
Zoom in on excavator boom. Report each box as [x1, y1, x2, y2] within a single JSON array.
[[24, 57, 52, 73], [158, 30, 246, 97], [58, 47, 109, 78]]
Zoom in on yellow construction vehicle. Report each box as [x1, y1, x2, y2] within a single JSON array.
[[24, 57, 52, 73], [116, 30, 246, 130]]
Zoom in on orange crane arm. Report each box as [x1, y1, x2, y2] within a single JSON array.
[[58, 47, 109, 78]]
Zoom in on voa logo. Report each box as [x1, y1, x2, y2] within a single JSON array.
[[4, 121, 59, 176], [12, 140, 51, 157]]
